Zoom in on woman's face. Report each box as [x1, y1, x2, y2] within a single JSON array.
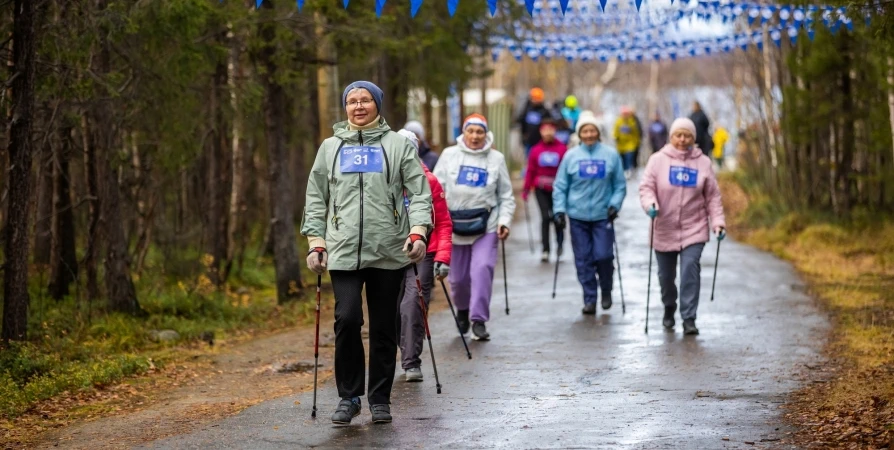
[[579, 124, 600, 145], [345, 89, 378, 127], [463, 125, 486, 149], [671, 130, 695, 149], [540, 125, 556, 142]]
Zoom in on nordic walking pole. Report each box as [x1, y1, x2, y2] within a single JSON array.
[[501, 236, 510, 315], [523, 196, 535, 254], [645, 204, 656, 334], [710, 230, 724, 301], [412, 262, 443, 394], [613, 229, 626, 314], [551, 224, 564, 299], [439, 279, 472, 359], [311, 253, 323, 418]]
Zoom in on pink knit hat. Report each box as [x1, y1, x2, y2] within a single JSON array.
[[669, 118, 697, 139]]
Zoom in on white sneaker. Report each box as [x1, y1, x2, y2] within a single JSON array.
[[405, 367, 423, 382], [541, 251, 549, 262]]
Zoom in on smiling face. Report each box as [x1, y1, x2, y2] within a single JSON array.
[[671, 129, 695, 149], [579, 124, 600, 145], [345, 88, 378, 127], [463, 125, 487, 149]]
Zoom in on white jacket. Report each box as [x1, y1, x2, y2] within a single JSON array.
[[434, 132, 516, 246]]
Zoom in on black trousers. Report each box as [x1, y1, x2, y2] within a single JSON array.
[[535, 188, 554, 253], [330, 267, 405, 405]]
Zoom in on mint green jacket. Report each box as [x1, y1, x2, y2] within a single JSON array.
[[301, 118, 432, 270]]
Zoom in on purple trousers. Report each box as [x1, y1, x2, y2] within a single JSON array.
[[448, 232, 499, 323]]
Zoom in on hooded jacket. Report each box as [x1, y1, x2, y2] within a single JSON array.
[[613, 116, 641, 154], [639, 144, 726, 252], [433, 132, 516, 246], [301, 118, 433, 270], [552, 142, 626, 222]]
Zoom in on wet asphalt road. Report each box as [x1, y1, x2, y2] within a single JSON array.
[[146, 177, 828, 449]]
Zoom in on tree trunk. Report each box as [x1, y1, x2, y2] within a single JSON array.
[[94, 0, 139, 314], [258, 0, 302, 302], [33, 121, 54, 265], [2, 0, 38, 342], [49, 122, 78, 300], [422, 89, 433, 145], [438, 94, 449, 148], [590, 58, 618, 108], [225, 24, 247, 282], [205, 59, 229, 285], [81, 115, 101, 301], [315, 12, 339, 141]]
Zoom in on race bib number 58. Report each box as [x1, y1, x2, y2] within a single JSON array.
[[457, 166, 488, 188], [669, 166, 698, 188], [340, 146, 384, 173]]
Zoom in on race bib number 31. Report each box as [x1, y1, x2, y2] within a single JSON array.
[[579, 160, 606, 179], [669, 166, 698, 188], [340, 146, 384, 174], [457, 166, 488, 188]]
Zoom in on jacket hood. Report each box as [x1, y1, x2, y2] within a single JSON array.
[[332, 117, 392, 142], [456, 131, 495, 154], [660, 143, 703, 160]]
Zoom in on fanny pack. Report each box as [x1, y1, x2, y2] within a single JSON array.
[[449, 208, 492, 236]]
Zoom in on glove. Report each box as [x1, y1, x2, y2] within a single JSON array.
[[521, 190, 529, 202], [607, 206, 618, 222], [306, 247, 327, 274], [405, 234, 427, 263], [647, 204, 659, 219], [715, 226, 726, 241], [554, 213, 566, 231], [434, 262, 450, 280], [498, 225, 511, 240]]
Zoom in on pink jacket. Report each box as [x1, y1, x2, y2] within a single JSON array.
[[639, 144, 725, 252]]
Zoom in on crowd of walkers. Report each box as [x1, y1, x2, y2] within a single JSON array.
[[301, 80, 727, 425]]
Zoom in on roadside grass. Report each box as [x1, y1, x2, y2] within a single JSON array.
[[719, 173, 894, 447], [0, 241, 323, 421]]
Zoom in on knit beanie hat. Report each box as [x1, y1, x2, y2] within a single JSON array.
[[462, 113, 488, 133], [342, 81, 384, 112], [404, 120, 425, 140], [575, 111, 601, 136], [669, 118, 697, 139]]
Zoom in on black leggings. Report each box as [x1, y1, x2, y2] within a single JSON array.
[[535, 188, 554, 253], [330, 267, 405, 405]]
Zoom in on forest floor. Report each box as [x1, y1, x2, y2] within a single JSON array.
[[718, 174, 894, 448]]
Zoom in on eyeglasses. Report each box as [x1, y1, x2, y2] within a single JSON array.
[[347, 99, 374, 109]]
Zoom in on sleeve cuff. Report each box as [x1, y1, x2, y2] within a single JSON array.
[[410, 226, 428, 236], [308, 236, 326, 249]]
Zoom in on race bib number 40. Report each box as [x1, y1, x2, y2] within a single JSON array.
[[669, 166, 698, 188], [457, 166, 488, 188], [538, 151, 561, 168], [340, 146, 384, 173], [579, 160, 606, 179]]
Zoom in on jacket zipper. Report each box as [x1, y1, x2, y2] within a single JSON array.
[[357, 132, 364, 270], [383, 146, 397, 224]]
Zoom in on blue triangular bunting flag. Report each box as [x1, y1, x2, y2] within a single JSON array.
[[448, 0, 458, 16], [411, 0, 423, 16], [487, 0, 497, 16], [559, 0, 569, 15], [524, 0, 535, 16]]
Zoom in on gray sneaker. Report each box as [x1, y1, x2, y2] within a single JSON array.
[[405, 367, 423, 382], [471, 321, 490, 341], [581, 303, 597, 315]]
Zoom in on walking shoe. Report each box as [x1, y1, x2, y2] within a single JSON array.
[[683, 319, 699, 335], [541, 251, 549, 263], [405, 367, 423, 382], [601, 291, 612, 310], [472, 321, 490, 341], [581, 303, 597, 315], [663, 307, 675, 329], [370, 404, 392, 424], [331, 398, 361, 424], [457, 309, 470, 335]]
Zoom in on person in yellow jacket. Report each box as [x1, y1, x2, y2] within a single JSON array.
[[613, 106, 641, 179], [712, 126, 729, 168]]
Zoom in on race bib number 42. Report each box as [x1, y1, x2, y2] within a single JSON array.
[[669, 166, 698, 188], [340, 146, 384, 173], [457, 166, 488, 188], [579, 160, 606, 179]]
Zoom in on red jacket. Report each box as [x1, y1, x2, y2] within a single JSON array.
[[524, 139, 568, 193], [424, 165, 452, 264]]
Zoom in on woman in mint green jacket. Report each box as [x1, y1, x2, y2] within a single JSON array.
[[301, 81, 432, 426]]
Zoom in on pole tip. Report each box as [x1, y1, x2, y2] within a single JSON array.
[[505, 309, 510, 315], [467, 354, 472, 359], [437, 386, 442, 394]]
